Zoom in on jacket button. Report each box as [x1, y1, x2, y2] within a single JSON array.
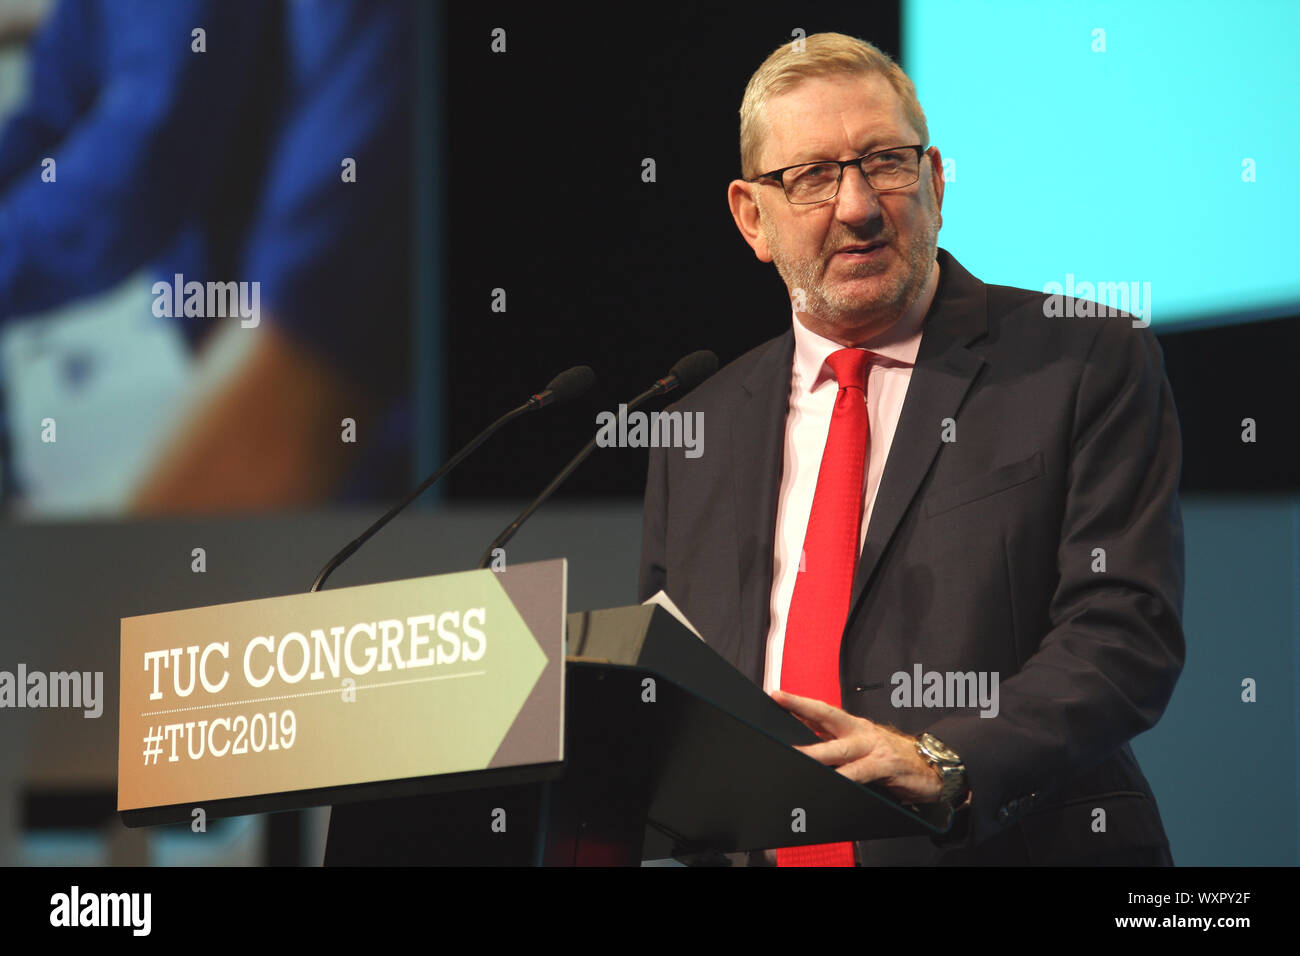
[[852, 683, 866, 692]]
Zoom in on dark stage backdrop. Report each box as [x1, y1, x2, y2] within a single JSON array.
[[441, 5, 902, 500]]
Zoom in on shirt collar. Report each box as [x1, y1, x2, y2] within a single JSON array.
[[792, 256, 939, 389]]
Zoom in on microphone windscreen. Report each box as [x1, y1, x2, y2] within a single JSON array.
[[668, 350, 719, 392], [543, 365, 596, 404]]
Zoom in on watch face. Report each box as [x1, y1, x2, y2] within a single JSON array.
[[921, 734, 960, 764]]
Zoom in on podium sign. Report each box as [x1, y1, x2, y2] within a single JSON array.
[[118, 559, 565, 825]]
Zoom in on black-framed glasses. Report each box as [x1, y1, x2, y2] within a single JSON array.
[[748, 145, 927, 204]]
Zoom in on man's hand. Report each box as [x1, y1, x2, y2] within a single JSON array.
[[771, 689, 942, 805]]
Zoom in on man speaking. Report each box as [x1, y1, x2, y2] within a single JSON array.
[[638, 33, 1184, 866]]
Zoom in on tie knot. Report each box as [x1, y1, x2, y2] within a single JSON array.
[[825, 348, 872, 392]]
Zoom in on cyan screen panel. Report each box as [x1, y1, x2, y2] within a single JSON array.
[[903, 0, 1300, 329]]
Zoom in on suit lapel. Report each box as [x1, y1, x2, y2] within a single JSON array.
[[848, 251, 990, 618], [729, 332, 794, 686]]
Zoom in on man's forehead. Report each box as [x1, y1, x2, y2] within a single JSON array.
[[761, 72, 915, 167]]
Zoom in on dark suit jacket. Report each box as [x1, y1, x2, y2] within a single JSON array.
[[639, 249, 1185, 865]]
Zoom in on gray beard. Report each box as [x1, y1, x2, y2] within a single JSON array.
[[762, 201, 940, 335]]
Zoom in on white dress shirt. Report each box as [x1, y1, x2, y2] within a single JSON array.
[[763, 261, 939, 694]]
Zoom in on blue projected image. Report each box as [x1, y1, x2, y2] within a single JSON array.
[[903, 0, 1300, 329]]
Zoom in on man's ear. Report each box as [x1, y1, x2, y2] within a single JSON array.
[[926, 146, 945, 227], [728, 179, 772, 262]]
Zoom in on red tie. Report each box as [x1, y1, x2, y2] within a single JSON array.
[[777, 348, 872, 868]]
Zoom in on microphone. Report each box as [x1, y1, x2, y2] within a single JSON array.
[[310, 364, 596, 592], [476, 351, 718, 569], [649, 349, 718, 396], [527, 364, 596, 409]]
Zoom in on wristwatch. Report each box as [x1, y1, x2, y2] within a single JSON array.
[[915, 732, 968, 807]]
